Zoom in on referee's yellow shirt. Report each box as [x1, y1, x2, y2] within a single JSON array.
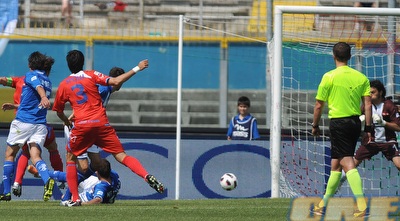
[[316, 66, 370, 119]]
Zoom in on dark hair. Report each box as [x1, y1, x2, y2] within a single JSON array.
[[237, 96, 250, 107], [66, 50, 85, 73], [333, 42, 351, 62], [96, 158, 111, 179], [28, 51, 47, 70], [43, 56, 55, 76], [370, 79, 386, 98], [109, 67, 125, 77]]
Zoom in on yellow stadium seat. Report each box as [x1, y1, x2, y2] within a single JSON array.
[[247, 0, 317, 34]]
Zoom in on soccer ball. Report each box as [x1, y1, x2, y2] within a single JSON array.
[[220, 173, 237, 191]]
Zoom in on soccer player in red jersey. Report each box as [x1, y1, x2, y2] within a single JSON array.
[[53, 50, 164, 206]]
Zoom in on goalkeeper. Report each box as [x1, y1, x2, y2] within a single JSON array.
[[355, 79, 400, 170]]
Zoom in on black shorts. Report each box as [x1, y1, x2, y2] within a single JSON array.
[[355, 142, 400, 161], [329, 116, 361, 159]]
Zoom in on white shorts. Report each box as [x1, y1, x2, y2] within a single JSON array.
[[78, 175, 100, 202], [77, 146, 100, 159], [6, 119, 47, 148]]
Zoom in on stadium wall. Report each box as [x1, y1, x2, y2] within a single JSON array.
[[0, 129, 271, 200]]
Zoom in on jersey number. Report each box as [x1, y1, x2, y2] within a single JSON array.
[[71, 84, 88, 105]]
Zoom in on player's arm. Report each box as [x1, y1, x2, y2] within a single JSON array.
[[2, 103, 18, 111], [36, 86, 50, 109], [56, 111, 73, 128], [82, 197, 102, 205], [383, 103, 400, 132], [107, 59, 148, 87], [68, 111, 75, 122], [0, 77, 12, 87], [362, 95, 374, 142]]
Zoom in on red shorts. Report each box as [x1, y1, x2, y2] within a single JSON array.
[[355, 142, 400, 161], [67, 125, 124, 157]]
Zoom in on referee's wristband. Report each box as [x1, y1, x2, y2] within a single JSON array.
[[132, 66, 141, 73], [364, 125, 373, 133]]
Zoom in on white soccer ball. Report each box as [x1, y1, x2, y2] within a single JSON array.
[[220, 173, 237, 191]]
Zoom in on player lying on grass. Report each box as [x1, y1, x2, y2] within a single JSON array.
[[30, 158, 120, 205]]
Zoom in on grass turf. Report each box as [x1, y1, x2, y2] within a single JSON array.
[[0, 198, 291, 221]]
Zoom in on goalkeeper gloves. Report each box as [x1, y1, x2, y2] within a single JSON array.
[[372, 113, 386, 126], [359, 115, 365, 131]]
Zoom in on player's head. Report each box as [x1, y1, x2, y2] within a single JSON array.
[[109, 67, 125, 91], [109, 67, 125, 77], [28, 51, 46, 71], [96, 158, 111, 179], [238, 96, 250, 108], [370, 79, 386, 101], [43, 56, 55, 76], [66, 50, 84, 74], [333, 42, 351, 62]]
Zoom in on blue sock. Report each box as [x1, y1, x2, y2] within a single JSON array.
[[62, 188, 71, 201], [48, 170, 66, 182], [2, 161, 14, 194], [35, 160, 51, 184]]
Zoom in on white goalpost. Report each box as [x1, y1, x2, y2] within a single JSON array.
[[271, 6, 400, 198]]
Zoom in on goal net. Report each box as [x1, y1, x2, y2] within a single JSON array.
[[271, 6, 400, 198]]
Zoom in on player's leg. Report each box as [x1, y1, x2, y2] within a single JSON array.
[[28, 123, 55, 201], [392, 156, 400, 170], [79, 146, 101, 179], [12, 144, 30, 197], [45, 137, 64, 188], [0, 145, 20, 201], [384, 143, 400, 171], [45, 125, 63, 172], [99, 125, 164, 193], [64, 126, 95, 206], [65, 151, 80, 204], [1, 120, 27, 201], [29, 144, 55, 201], [336, 143, 374, 194]]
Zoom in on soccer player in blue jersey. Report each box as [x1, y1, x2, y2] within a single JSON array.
[[0, 51, 56, 202], [227, 96, 260, 140]]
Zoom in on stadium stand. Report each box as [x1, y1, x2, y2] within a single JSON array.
[[247, 0, 317, 34], [18, 0, 253, 29], [315, 0, 394, 36], [45, 89, 268, 128]]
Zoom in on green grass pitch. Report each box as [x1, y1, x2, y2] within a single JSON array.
[[0, 198, 291, 221]]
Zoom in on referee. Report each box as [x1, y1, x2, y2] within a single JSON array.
[[311, 42, 372, 218]]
